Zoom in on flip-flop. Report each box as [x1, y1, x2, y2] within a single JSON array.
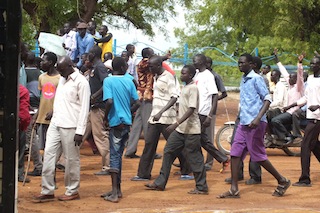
[[188, 189, 209, 195], [217, 189, 240, 199], [272, 179, 291, 197]]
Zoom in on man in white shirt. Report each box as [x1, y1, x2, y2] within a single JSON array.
[[266, 69, 288, 140], [285, 56, 320, 187], [33, 56, 90, 202], [62, 23, 77, 61], [193, 54, 229, 170]]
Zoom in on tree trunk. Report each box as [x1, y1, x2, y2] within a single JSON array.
[[81, 0, 98, 22], [22, 0, 98, 33]]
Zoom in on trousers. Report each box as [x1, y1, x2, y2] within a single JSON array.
[[137, 123, 190, 179], [298, 120, 320, 184], [41, 123, 80, 196], [154, 131, 208, 191], [84, 108, 110, 170], [199, 114, 228, 163], [125, 101, 152, 156]]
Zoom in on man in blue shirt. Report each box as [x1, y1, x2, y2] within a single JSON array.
[[217, 53, 290, 199], [101, 57, 140, 203], [75, 22, 94, 68]]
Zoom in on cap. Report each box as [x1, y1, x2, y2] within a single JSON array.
[[77, 22, 88, 29]]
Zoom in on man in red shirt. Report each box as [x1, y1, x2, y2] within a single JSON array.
[[18, 84, 31, 182]]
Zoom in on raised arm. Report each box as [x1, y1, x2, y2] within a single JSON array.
[[274, 48, 289, 83], [296, 54, 305, 93]]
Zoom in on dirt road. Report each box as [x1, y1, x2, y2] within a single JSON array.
[[18, 93, 320, 212]]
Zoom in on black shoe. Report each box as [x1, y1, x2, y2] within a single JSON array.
[[225, 177, 244, 184], [154, 153, 162, 159], [245, 178, 262, 185], [18, 176, 30, 183], [144, 183, 164, 191], [125, 154, 140, 159], [131, 176, 150, 181], [292, 181, 312, 187], [27, 169, 42, 176]]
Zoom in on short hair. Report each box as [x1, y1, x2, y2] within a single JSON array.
[[101, 25, 108, 32], [126, 44, 134, 51], [43, 52, 57, 65], [240, 53, 253, 63], [26, 52, 36, 65], [34, 57, 42, 69], [252, 56, 262, 69], [206, 56, 213, 67], [88, 20, 97, 27], [265, 65, 271, 69], [112, 57, 126, 71], [104, 52, 113, 60], [89, 45, 102, 59], [194, 53, 206, 63], [272, 69, 281, 77], [141, 47, 152, 58], [149, 55, 163, 66], [121, 51, 128, 56], [183, 64, 196, 78]]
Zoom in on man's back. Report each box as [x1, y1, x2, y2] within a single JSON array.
[[103, 75, 138, 127]]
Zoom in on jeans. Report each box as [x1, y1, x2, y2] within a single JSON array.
[[109, 125, 130, 183]]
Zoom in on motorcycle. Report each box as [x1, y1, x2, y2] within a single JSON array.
[[215, 121, 304, 157]]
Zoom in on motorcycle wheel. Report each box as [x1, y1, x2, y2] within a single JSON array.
[[215, 124, 234, 155]]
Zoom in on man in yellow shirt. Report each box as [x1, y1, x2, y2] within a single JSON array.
[[95, 25, 113, 61]]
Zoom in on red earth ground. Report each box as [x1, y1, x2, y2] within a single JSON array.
[[18, 93, 320, 212]]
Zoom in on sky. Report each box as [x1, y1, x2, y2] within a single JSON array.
[[108, 6, 185, 57]]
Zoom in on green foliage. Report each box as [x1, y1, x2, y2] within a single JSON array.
[[21, 10, 37, 49], [22, 0, 192, 39], [173, 0, 320, 86]]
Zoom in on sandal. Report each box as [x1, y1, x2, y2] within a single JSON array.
[[272, 179, 291, 197], [188, 189, 208, 195], [217, 189, 240, 199], [220, 159, 230, 173]]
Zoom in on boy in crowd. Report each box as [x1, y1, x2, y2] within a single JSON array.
[[101, 57, 140, 203], [28, 52, 60, 176], [145, 65, 208, 194]]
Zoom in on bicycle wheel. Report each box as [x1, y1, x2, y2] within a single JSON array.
[[215, 124, 234, 155]]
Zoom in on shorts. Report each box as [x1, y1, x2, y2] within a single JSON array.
[[230, 121, 268, 162]]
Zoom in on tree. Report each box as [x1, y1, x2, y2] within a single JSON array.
[[173, 0, 320, 85], [22, 0, 192, 37]]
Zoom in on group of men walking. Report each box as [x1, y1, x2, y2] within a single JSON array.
[[17, 20, 320, 204]]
